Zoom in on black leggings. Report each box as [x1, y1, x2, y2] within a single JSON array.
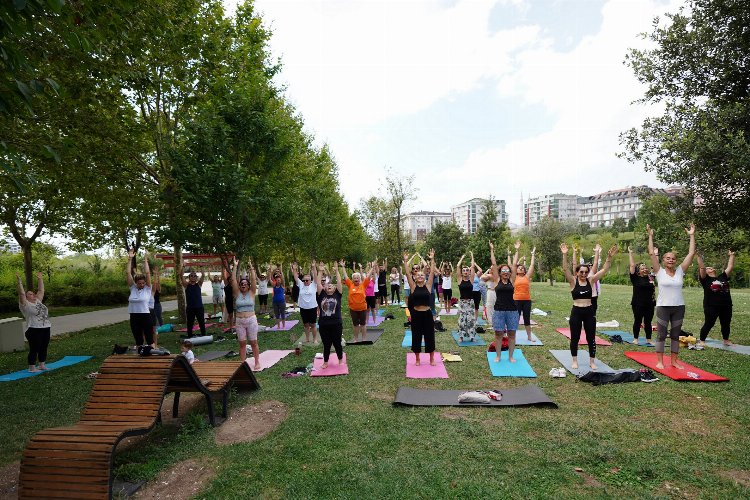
[[186, 306, 206, 336], [632, 303, 654, 340], [410, 309, 435, 354], [516, 300, 531, 326], [700, 304, 732, 341], [319, 323, 343, 362], [569, 306, 596, 358], [391, 284, 400, 303], [591, 296, 598, 317], [379, 286, 387, 304], [25, 327, 50, 365], [129, 313, 153, 345]]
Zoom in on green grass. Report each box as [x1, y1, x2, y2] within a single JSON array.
[[1, 285, 749, 498]]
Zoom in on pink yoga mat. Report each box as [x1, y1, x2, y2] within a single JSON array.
[[175, 322, 217, 332], [406, 352, 449, 379], [438, 309, 458, 316], [267, 320, 299, 331], [311, 354, 349, 376], [366, 316, 385, 326], [248, 350, 294, 372], [555, 328, 612, 346]]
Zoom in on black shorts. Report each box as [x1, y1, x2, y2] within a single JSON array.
[[300, 307, 318, 325], [366, 296, 377, 309], [378, 285, 387, 298], [350, 309, 367, 326], [472, 291, 481, 310], [258, 294, 268, 305], [443, 289, 452, 301]]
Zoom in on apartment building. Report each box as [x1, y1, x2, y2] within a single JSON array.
[[578, 185, 673, 228], [1, 237, 21, 254], [451, 198, 508, 235], [401, 211, 453, 242], [523, 194, 580, 227]]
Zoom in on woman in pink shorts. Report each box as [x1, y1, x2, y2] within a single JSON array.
[[231, 257, 261, 370]]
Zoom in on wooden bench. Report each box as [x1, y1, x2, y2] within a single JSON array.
[[19, 355, 260, 499]]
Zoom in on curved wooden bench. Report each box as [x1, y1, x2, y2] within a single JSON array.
[[19, 355, 260, 499]]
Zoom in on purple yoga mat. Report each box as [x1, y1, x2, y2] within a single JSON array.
[[406, 352, 449, 379], [267, 320, 299, 331], [311, 354, 349, 376], [175, 322, 217, 332], [366, 316, 385, 326], [248, 350, 294, 372], [438, 309, 458, 316]]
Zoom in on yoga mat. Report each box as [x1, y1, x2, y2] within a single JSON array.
[[624, 351, 729, 382], [267, 320, 299, 331], [549, 349, 615, 376], [406, 352, 449, 379], [451, 331, 487, 346], [477, 318, 487, 326], [311, 354, 349, 376], [250, 349, 294, 371], [347, 328, 384, 345], [393, 385, 557, 408], [366, 316, 386, 327], [600, 330, 654, 347], [185, 335, 213, 346], [486, 350, 537, 378], [0, 356, 93, 382], [175, 323, 217, 332], [513, 332, 543, 346], [555, 328, 612, 346], [196, 350, 233, 362], [703, 339, 750, 356], [296, 333, 319, 345], [438, 309, 458, 316], [517, 314, 538, 325], [401, 330, 425, 348]]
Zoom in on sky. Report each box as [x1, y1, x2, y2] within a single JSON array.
[[227, 0, 681, 225]]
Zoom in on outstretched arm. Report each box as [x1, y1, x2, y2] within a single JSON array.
[[725, 250, 735, 277], [232, 258, 241, 295], [426, 249, 436, 292], [335, 262, 343, 293], [591, 246, 618, 282], [561, 243, 574, 285], [35, 271, 45, 302], [528, 247, 536, 280], [142, 251, 152, 287], [591, 244, 601, 274], [16, 273, 27, 307], [249, 260, 257, 294], [647, 224, 661, 273], [489, 241, 499, 283], [628, 246, 636, 274], [680, 224, 696, 272], [510, 241, 520, 282], [402, 252, 416, 290], [339, 260, 349, 282], [126, 248, 135, 287], [696, 253, 707, 280]]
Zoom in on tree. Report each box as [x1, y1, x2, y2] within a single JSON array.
[[468, 197, 510, 267], [531, 216, 570, 285], [421, 222, 468, 265], [620, 0, 750, 236], [610, 217, 627, 237]]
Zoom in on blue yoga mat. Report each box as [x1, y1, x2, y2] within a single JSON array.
[[451, 331, 487, 346], [600, 330, 654, 347], [477, 318, 488, 326], [0, 356, 93, 382], [704, 339, 750, 355], [514, 332, 544, 346], [401, 330, 425, 348], [486, 350, 536, 378]]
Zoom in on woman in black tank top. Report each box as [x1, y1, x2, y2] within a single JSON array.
[[403, 249, 437, 366], [561, 243, 617, 371], [489, 241, 519, 363], [455, 253, 477, 342]]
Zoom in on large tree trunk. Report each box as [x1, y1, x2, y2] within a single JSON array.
[[548, 269, 554, 286], [174, 243, 186, 322], [22, 243, 33, 290], [396, 207, 402, 257]]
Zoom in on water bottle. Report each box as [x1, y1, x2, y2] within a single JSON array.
[[295, 341, 301, 356]]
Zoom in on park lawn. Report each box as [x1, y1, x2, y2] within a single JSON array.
[[0, 284, 748, 498]]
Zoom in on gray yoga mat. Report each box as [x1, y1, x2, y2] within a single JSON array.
[[347, 328, 384, 345], [704, 339, 750, 356], [393, 385, 557, 408], [196, 350, 235, 362], [549, 349, 615, 376]]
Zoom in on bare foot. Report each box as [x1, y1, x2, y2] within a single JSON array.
[[724, 340, 734, 346], [509, 357, 516, 363], [39, 363, 48, 370], [528, 335, 533, 342], [321, 362, 328, 369], [672, 361, 684, 369], [458, 336, 463, 342], [254, 363, 262, 371], [415, 360, 421, 366], [589, 361, 597, 370], [571, 361, 579, 370], [494, 356, 500, 363], [655, 362, 664, 369], [28, 366, 39, 373]]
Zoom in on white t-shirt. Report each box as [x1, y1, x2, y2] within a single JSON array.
[[128, 284, 152, 314], [258, 279, 269, 295], [403, 275, 410, 290], [390, 273, 400, 285], [656, 267, 685, 307], [20, 300, 51, 328], [442, 276, 452, 289], [296, 278, 318, 309], [183, 349, 195, 364]]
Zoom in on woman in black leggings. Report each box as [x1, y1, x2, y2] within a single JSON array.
[[628, 246, 655, 345], [561, 243, 617, 371], [697, 250, 735, 347], [403, 249, 437, 366], [16, 272, 51, 372]]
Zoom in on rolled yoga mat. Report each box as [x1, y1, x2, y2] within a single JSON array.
[[196, 350, 234, 362], [347, 328, 384, 345], [267, 320, 299, 331], [486, 350, 537, 378], [250, 349, 294, 371], [600, 330, 654, 347], [401, 330, 425, 348], [549, 349, 616, 376], [406, 352, 449, 379], [451, 331, 487, 347], [0, 356, 93, 382], [555, 328, 612, 346], [186, 335, 213, 346], [393, 385, 557, 408], [311, 353, 349, 376], [703, 339, 750, 356], [624, 351, 729, 382], [513, 332, 543, 346]]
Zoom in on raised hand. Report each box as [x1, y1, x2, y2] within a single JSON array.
[[428, 248, 435, 260], [127, 248, 135, 258], [594, 243, 602, 253], [607, 245, 619, 257], [560, 243, 569, 254], [728, 250, 735, 257], [531, 246, 536, 255], [514, 240, 521, 250], [653, 247, 659, 257], [646, 224, 654, 237], [402, 252, 410, 262], [685, 223, 695, 235], [627, 245, 633, 253], [488, 241, 494, 250]]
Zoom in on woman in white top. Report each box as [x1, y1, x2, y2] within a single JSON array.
[[17, 271, 52, 372], [647, 223, 696, 369], [126, 248, 153, 347], [389, 266, 401, 305], [401, 265, 410, 303], [257, 267, 270, 315], [293, 262, 319, 344]]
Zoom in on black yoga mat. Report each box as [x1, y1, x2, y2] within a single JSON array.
[[196, 350, 235, 362], [347, 328, 384, 345], [393, 385, 557, 408]]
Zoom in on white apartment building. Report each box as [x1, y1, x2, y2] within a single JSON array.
[[523, 194, 580, 227], [578, 186, 672, 228], [402, 211, 453, 242], [1, 237, 21, 254], [451, 198, 508, 235]]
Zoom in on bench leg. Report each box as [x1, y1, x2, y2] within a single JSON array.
[[172, 392, 181, 418], [222, 390, 228, 418], [206, 395, 216, 426]]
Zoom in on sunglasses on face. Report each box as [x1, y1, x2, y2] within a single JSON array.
[[303, 279, 310, 282], [579, 270, 589, 274]]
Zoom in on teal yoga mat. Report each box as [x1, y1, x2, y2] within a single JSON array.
[[486, 350, 536, 378], [600, 330, 654, 347], [513, 332, 543, 346], [704, 339, 750, 355], [0, 356, 93, 382], [401, 330, 425, 348], [451, 332, 486, 346]]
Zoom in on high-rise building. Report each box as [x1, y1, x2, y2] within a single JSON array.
[[450, 198, 508, 235], [578, 185, 673, 228], [523, 194, 580, 227], [1, 237, 21, 254], [401, 211, 453, 242]]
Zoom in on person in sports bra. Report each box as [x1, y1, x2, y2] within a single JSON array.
[[561, 242, 618, 371], [231, 257, 260, 369], [403, 249, 438, 366]]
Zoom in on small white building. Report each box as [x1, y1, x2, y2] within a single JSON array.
[[1, 237, 21, 254], [523, 194, 580, 227], [402, 211, 453, 242], [451, 198, 508, 235]]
